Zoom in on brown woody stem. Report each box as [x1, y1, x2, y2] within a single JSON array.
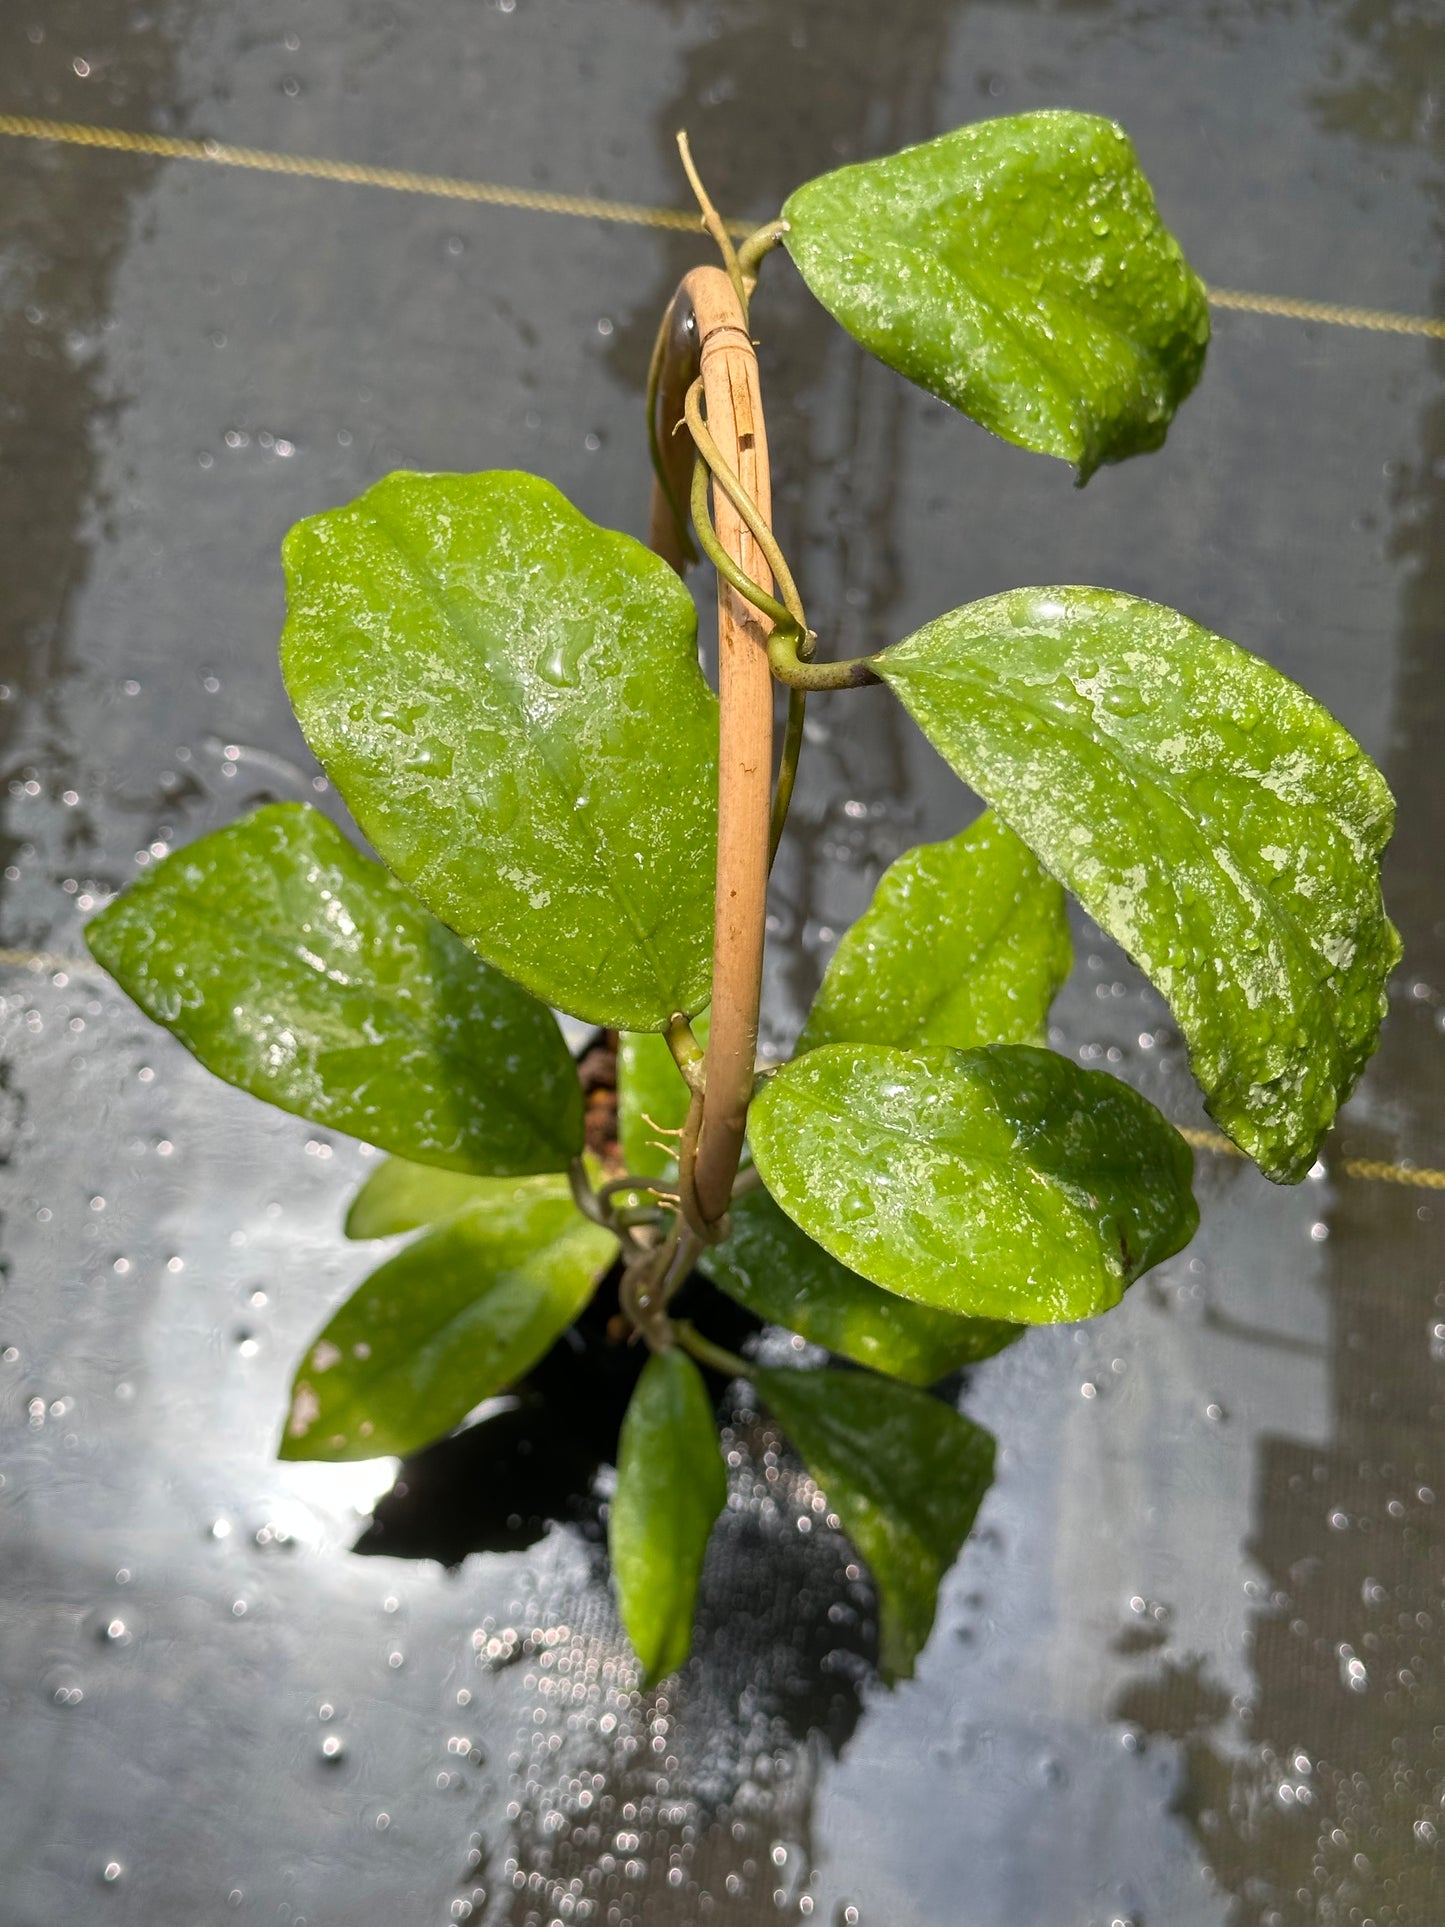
[[678, 263, 774, 1230]]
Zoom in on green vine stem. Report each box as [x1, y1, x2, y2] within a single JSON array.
[[689, 443, 810, 862], [767, 628, 880, 690], [672, 1320, 754, 1381], [682, 379, 879, 846], [769, 688, 807, 867], [689, 455, 798, 637], [683, 401, 811, 866], [685, 388, 880, 692], [677, 130, 750, 321], [690, 473, 878, 678], [684, 379, 807, 630], [736, 219, 789, 285], [619, 1222, 681, 1352], [674, 1080, 712, 1242], [568, 1155, 609, 1227], [665, 1011, 707, 1092], [659, 1227, 704, 1310], [597, 1174, 680, 1211]]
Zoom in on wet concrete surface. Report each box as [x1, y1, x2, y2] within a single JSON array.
[[1, 2, 1443, 1923]]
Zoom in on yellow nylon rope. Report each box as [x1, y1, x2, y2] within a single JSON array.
[[5, 113, 1445, 337], [0, 113, 715, 233], [1170, 1130, 1445, 1192], [1205, 285, 1445, 340]]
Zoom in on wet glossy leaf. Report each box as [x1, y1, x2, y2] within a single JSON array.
[[798, 810, 1070, 1055], [756, 1365, 995, 1679], [783, 111, 1208, 479], [610, 1349, 727, 1682], [86, 802, 583, 1174], [281, 470, 718, 1031], [875, 588, 1400, 1180], [346, 1156, 534, 1239], [749, 1042, 1197, 1324], [700, 1188, 1018, 1384], [346, 1152, 608, 1238], [281, 1175, 615, 1461], [617, 1011, 709, 1182]]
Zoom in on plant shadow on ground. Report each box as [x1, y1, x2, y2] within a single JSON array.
[[352, 1259, 914, 1765], [351, 1265, 756, 1568]]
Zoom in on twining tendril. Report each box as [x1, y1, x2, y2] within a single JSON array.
[[683, 376, 878, 869], [683, 377, 807, 630], [686, 455, 814, 864], [677, 131, 750, 321], [688, 454, 796, 636], [683, 378, 879, 702]]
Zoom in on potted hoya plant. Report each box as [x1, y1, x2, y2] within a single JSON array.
[[85, 112, 1398, 1683]]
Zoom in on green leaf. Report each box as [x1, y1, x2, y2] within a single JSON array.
[[756, 1366, 994, 1680], [280, 470, 718, 1031], [281, 1175, 615, 1461], [345, 1152, 608, 1238], [617, 1011, 709, 1182], [874, 587, 1400, 1181], [749, 1042, 1197, 1324], [782, 111, 1209, 480], [700, 1187, 1018, 1384], [85, 802, 583, 1175], [345, 1156, 539, 1239], [610, 1349, 727, 1682], [798, 810, 1070, 1056]]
